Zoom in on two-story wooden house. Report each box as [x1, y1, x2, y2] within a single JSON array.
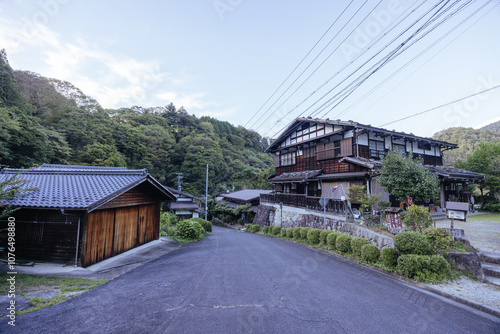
[[257, 118, 484, 227]]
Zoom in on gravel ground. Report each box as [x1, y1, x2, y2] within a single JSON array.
[[435, 213, 500, 252], [428, 277, 500, 313]]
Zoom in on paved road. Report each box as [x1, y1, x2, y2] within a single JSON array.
[[2, 227, 500, 333]]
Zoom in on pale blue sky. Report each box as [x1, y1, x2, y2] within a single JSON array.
[[1, 0, 499, 138]]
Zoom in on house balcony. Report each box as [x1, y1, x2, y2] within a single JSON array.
[[260, 193, 347, 215]]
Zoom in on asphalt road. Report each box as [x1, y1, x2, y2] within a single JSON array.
[[2, 226, 500, 333]]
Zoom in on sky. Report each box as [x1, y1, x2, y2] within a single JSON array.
[[1, 0, 499, 139]]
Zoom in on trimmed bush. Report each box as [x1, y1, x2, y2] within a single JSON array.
[[319, 230, 333, 245], [191, 218, 212, 233], [423, 227, 451, 253], [252, 224, 261, 233], [326, 232, 341, 249], [263, 226, 269, 234], [293, 227, 302, 239], [307, 229, 322, 244], [280, 228, 288, 238], [351, 237, 370, 258], [286, 228, 294, 238], [244, 224, 253, 232], [176, 220, 204, 240], [272, 226, 281, 236], [336, 234, 353, 253], [397, 254, 450, 282], [380, 247, 398, 268], [361, 244, 380, 264], [300, 227, 311, 240], [394, 231, 433, 255]]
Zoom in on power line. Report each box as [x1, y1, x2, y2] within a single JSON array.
[[242, 0, 355, 128], [379, 84, 500, 127]]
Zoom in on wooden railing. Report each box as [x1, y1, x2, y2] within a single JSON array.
[[261, 193, 346, 215]]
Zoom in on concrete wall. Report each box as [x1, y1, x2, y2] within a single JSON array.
[[254, 204, 394, 249]]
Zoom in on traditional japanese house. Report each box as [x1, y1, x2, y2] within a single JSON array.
[[165, 187, 203, 220], [257, 118, 484, 226], [220, 189, 272, 224], [0, 164, 175, 267]]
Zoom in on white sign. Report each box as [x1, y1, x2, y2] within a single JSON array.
[[447, 210, 465, 221]]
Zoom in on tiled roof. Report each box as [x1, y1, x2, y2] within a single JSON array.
[[221, 189, 273, 202], [165, 186, 203, 201], [0, 165, 174, 211], [169, 202, 200, 211], [267, 170, 322, 183]]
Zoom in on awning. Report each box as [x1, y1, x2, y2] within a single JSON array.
[[317, 172, 368, 180], [268, 170, 322, 183]]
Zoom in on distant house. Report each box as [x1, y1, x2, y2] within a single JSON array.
[[165, 187, 203, 220], [0, 164, 175, 267], [220, 189, 272, 224], [256, 118, 484, 228]]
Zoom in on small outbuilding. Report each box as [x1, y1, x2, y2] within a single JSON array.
[[165, 187, 203, 220], [0, 164, 175, 267]]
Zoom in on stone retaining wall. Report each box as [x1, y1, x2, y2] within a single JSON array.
[[254, 204, 394, 249]]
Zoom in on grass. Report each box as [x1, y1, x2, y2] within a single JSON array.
[[467, 212, 500, 223], [0, 273, 108, 315]]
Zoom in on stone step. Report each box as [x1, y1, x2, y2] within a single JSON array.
[[479, 250, 500, 265], [481, 262, 500, 278], [485, 276, 500, 287]]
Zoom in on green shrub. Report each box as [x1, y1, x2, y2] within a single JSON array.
[[253, 225, 261, 233], [244, 224, 252, 232], [280, 228, 288, 238], [361, 244, 380, 264], [336, 234, 353, 253], [423, 227, 451, 253], [263, 226, 269, 234], [237, 218, 243, 225], [401, 204, 433, 233], [307, 229, 322, 244], [286, 228, 294, 238], [380, 247, 398, 268], [176, 220, 204, 240], [394, 231, 433, 255], [397, 254, 450, 282], [300, 227, 311, 239], [351, 237, 370, 258], [319, 230, 332, 245], [159, 212, 179, 236], [272, 226, 281, 236], [483, 203, 500, 212], [191, 218, 212, 233], [293, 227, 302, 239], [326, 232, 341, 249]]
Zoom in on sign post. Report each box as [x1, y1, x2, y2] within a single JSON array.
[[319, 196, 329, 230]]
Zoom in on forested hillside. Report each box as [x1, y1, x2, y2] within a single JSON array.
[[0, 51, 273, 196], [432, 125, 500, 166]]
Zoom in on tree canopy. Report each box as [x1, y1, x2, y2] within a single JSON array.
[[377, 150, 439, 203]]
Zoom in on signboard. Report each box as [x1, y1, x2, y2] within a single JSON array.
[[447, 209, 465, 221], [386, 212, 402, 234], [319, 196, 329, 208]]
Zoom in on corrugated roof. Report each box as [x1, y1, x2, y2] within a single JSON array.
[[0, 165, 174, 211], [221, 189, 272, 202]]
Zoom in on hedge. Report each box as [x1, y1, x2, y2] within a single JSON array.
[[326, 232, 341, 249], [380, 247, 398, 268], [336, 234, 352, 253], [286, 228, 294, 238], [319, 230, 332, 245], [307, 229, 322, 244], [190, 218, 212, 233], [176, 220, 204, 240], [293, 227, 302, 239], [351, 237, 370, 258], [280, 228, 288, 238], [272, 226, 281, 236], [263, 226, 269, 234], [397, 254, 450, 282], [394, 231, 433, 255], [300, 227, 311, 240], [361, 244, 379, 264]]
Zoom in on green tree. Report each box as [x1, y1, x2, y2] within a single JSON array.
[[377, 150, 439, 203], [0, 173, 38, 218], [455, 141, 500, 197]]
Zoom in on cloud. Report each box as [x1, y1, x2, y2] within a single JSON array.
[[156, 91, 213, 110]]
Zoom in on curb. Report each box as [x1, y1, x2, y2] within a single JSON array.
[[251, 231, 500, 319]]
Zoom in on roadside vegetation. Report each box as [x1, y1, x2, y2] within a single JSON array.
[[159, 212, 212, 244], [0, 274, 107, 316], [245, 223, 474, 284]]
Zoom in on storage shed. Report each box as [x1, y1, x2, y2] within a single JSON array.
[[0, 164, 175, 267]]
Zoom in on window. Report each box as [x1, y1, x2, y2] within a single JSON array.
[[417, 141, 432, 151], [303, 146, 316, 158], [369, 140, 385, 158], [393, 144, 405, 154], [280, 152, 296, 166]]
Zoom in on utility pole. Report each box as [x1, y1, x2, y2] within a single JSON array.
[[232, 182, 235, 192], [176, 172, 183, 191], [205, 164, 208, 221]]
